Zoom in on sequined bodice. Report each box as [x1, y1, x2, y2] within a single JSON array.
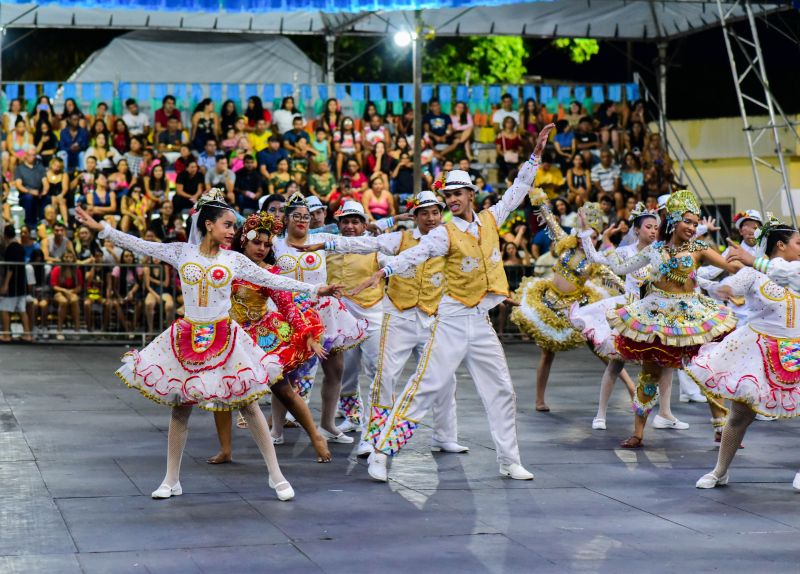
[[273, 236, 327, 284]]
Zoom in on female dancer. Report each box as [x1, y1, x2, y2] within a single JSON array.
[[578, 189, 739, 448], [571, 204, 686, 431], [511, 190, 628, 412], [74, 190, 342, 501], [691, 220, 800, 488], [208, 212, 332, 465], [272, 193, 367, 444]]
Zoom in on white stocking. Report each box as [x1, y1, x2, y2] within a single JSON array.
[[162, 405, 193, 486], [239, 402, 288, 489]]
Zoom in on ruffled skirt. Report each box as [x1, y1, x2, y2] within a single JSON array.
[[239, 295, 325, 374], [511, 277, 602, 353], [315, 295, 368, 353], [610, 287, 737, 368], [687, 327, 800, 418], [569, 295, 627, 361], [117, 317, 282, 411]]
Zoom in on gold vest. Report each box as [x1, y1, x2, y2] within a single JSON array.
[[326, 252, 383, 308], [386, 230, 446, 316], [444, 210, 509, 307]]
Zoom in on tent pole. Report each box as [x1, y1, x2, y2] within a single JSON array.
[[656, 41, 667, 145], [325, 34, 335, 86], [412, 10, 423, 196]]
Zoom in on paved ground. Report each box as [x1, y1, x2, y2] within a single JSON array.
[[1, 343, 800, 574]]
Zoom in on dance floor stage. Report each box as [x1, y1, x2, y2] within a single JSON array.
[[1, 343, 799, 573]]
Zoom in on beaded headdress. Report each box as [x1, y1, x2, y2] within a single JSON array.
[[284, 191, 308, 211], [191, 187, 230, 215], [628, 201, 660, 225], [240, 212, 284, 247], [580, 202, 605, 235], [665, 189, 701, 231]]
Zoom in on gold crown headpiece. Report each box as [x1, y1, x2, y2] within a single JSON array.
[[665, 189, 700, 229]]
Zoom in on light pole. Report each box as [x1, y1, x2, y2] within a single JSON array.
[[393, 10, 423, 195]]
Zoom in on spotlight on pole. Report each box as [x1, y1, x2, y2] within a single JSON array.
[[393, 30, 413, 48]]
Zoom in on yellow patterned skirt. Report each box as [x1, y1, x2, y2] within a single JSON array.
[[511, 277, 602, 353]]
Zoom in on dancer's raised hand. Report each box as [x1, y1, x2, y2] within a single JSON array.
[[533, 123, 555, 157], [75, 206, 103, 232]]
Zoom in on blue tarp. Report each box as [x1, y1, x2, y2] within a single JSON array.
[[4, 0, 541, 14]]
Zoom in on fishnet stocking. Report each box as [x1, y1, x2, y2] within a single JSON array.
[[712, 401, 755, 478], [239, 403, 288, 491], [596, 360, 624, 420], [162, 405, 193, 486]]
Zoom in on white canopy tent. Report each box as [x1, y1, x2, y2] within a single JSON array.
[[67, 30, 322, 84], [0, 1, 788, 41]]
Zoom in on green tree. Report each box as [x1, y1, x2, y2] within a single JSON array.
[[552, 38, 600, 64], [422, 36, 528, 84]]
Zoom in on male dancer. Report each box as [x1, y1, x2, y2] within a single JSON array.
[[325, 201, 386, 433], [306, 191, 467, 459], [354, 124, 554, 482]]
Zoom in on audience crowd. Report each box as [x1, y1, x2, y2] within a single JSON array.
[[0, 89, 680, 340]]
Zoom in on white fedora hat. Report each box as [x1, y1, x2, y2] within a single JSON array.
[[408, 190, 446, 214], [734, 209, 763, 230], [305, 195, 325, 212], [441, 169, 478, 193], [334, 200, 367, 221]]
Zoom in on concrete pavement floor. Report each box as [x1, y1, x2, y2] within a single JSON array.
[[1, 343, 799, 573]]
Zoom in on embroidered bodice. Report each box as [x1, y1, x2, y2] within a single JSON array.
[[581, 231, 708, 289], [99, 223, 318, 323], [273, 234, 339, 284], [708, 267, 800, 338]]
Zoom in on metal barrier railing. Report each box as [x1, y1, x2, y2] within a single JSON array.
[[0, 260, 550, 344], [0, 261, 179, 345]]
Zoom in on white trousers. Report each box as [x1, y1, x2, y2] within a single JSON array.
[[339, 301, 383, 423], [374, 311, 522, 465], [363, 312, 458, 446]]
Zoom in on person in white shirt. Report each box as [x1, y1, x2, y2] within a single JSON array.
[[491, 93, 520, 131], [351, 124, 554, 483], [122, 98, 151, 138], [300, 191, 468, 463]]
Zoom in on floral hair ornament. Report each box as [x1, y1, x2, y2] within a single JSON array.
[[664, 189, 701, 232], [240, 212, 284, 247], [753, 213, 784, 247], [432, 172, 447, 192]]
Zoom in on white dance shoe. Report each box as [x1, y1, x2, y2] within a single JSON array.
[[318, 427, 354, 444], [793, 473, 800, 491], [592, 418, 607, 430], [695, 472, 729, 489], [356, 440, 373, 457], [271, 434, 284, 445], [269, 477, 295, 501], [755, 414, 777, 421], [499, 463, 534, 481], [430, 440, 470, 453], [651, 414, 690, 430], [151, 481, 182, 499], [367, 452, 388, 482], [337, 419, 361, 434]]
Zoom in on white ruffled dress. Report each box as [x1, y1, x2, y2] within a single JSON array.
[[99, 224, 320, 411]]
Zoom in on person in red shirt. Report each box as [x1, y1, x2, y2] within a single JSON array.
[[50, 249, 84, 340], [154, 95, 182, 138]]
